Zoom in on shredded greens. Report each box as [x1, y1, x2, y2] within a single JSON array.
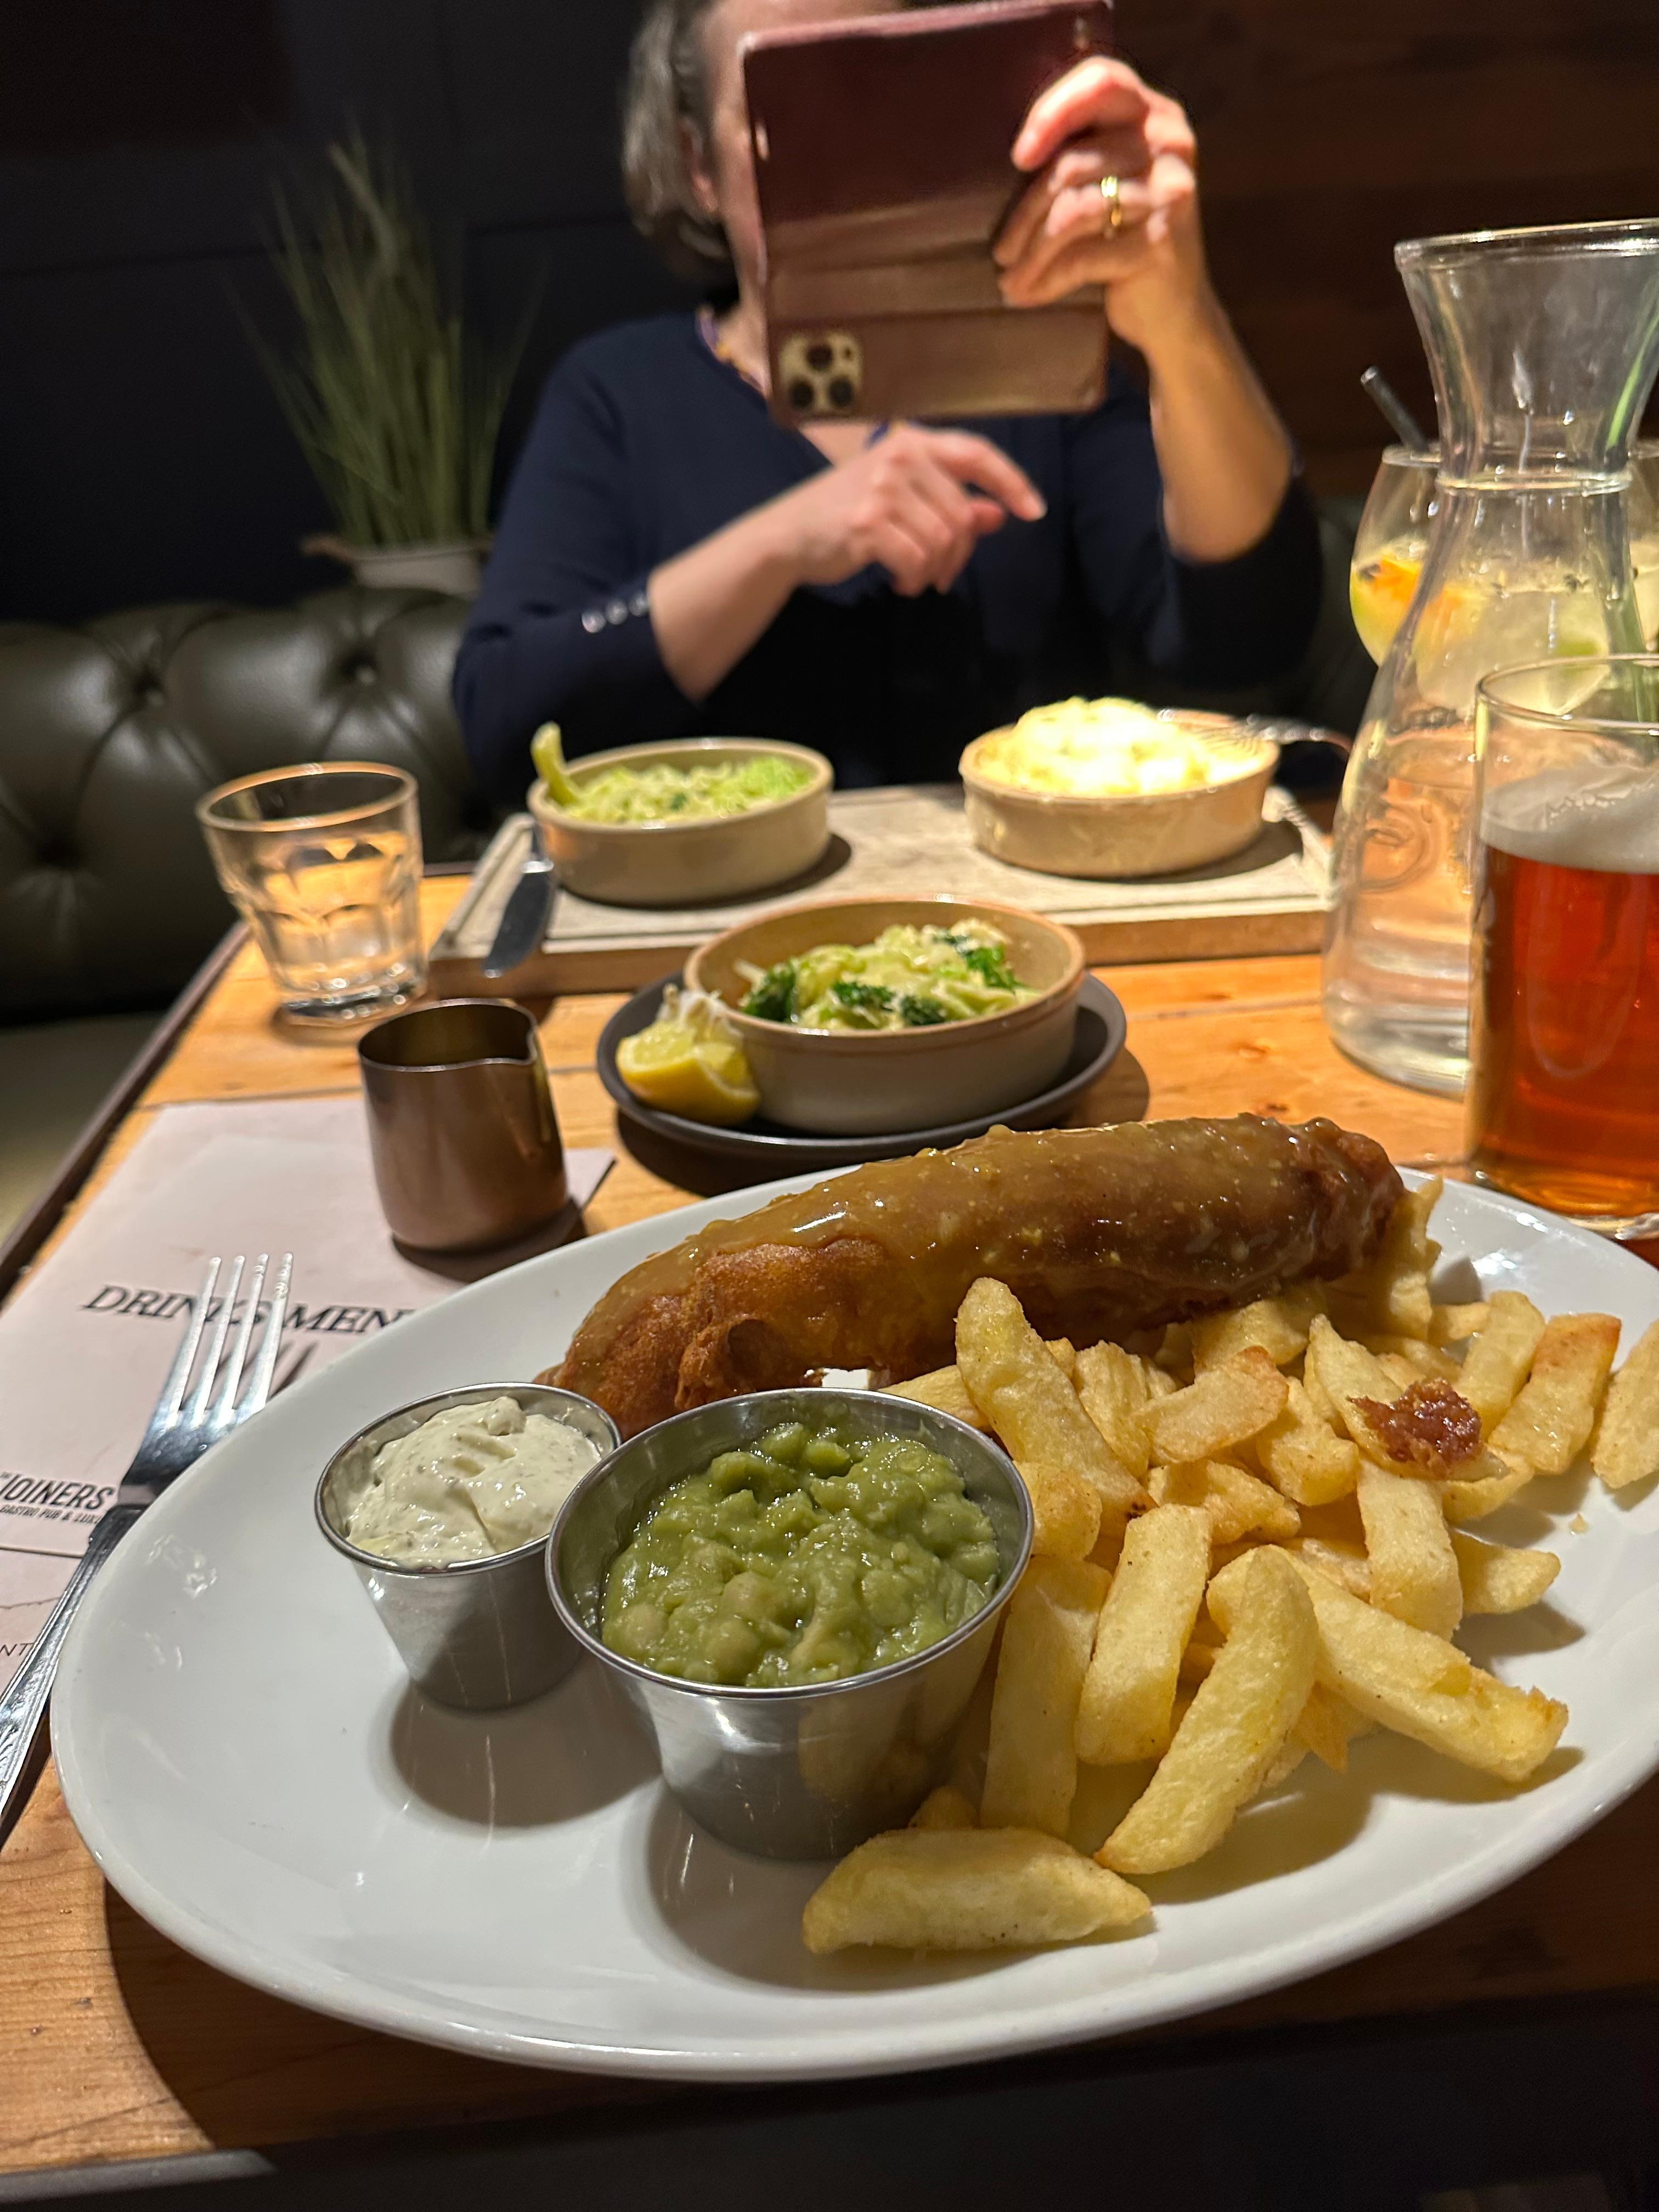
[[738, 923, 1034, 1032], [533, 724, 811, 825]]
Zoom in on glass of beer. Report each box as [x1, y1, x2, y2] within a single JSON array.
[[196, 763, 426, 1025], [1467, 656, 1659, 1235]]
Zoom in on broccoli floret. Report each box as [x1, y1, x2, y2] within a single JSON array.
[[899, 992, 950, 1027], [742, 963, 797, 1023], [962, 943, 1017, 991], [831, 980, 894, 1015]]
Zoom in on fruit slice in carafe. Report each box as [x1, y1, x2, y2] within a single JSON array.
[[1350, 536, 1427, 664], [1410, 570, 1613, 715]]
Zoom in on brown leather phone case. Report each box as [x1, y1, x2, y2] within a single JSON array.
[[742, 0, 1114, 427]]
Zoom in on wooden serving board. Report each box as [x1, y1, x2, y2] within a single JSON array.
[[430, 783, 1331, 996]]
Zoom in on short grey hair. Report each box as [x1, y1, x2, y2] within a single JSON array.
[[622, 0, 731, 280], [622, 1, 936, 280]]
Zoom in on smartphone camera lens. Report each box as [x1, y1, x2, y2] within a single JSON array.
[[827, 377, 855, 411], [806, 341, 834, 371], [788, 380, 816, 412]]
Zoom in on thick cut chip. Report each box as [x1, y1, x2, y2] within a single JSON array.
[[1331, 1176, 1441, 1340], [1489, 1312, 1621, 1476], [1440, 1451, 1535, 1523], [1431, 1301, 1492, 1346], [1311, 1318, 1482, 1478], [1075, 1342, 1167, 1482], [1150, 1458, 1300, 1544], [1457, 1292, 1547, 1431], [1356, 1461, 1462, 1638], [1141, 1348, 1290, 1465], [1293, 1683, 1365, 1774], [802, 1826, 1150, 1953], [882, 1364, 988, 1430], [1308, 1316, 1406, 1461], [1303, 1357, 1340, 1428], [1451, 1530, 1560, 1614], [1257, 1736, 1309, 1792], [1592, 1321, 1659, 1492], [884, 1339, 1080, 1433], [909, 1784, 979, 1831], [1087, 1517, 1127, 1576], [1099, 1548, 1317, 1876], [1367, 1336, 1462, 1381], [1252, 1376, 1362, 1506], [955, 1289, 1099, 1557], [1190, 1285, 1326, 1373], [1075, 1505, 1211, 1765], [981, 1556, 1110, 1837], [1297, 1494, 1365, 1547], [1289, 1532, 1372, 1601], [957, 1280, 1145, 1555], [1207, 1536, 1271, 1576], [1282, 1555, 1568, 1783]]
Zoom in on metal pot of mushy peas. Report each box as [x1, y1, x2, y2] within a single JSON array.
[[546, 1388, 1033, 1860], [317, 1382, 620, 1710]]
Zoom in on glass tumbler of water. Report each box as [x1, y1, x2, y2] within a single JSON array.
[[196, 762, 426, 1025], [1468, 656, 1659, 1237]]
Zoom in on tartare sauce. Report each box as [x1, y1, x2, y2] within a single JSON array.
[[341, 1395, 599, 1566]]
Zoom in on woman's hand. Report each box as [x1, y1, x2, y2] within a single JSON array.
[[769, 425, 1046, 597], [992, 53, 1294, 566], [648, 425, 1044, 702], [994, 57, 1208, 357]]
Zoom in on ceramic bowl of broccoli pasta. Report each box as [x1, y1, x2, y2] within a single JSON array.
[[682, 896, 1084, 1135]]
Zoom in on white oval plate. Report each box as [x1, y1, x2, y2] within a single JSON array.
[[51, 1173, 1659, 2082]]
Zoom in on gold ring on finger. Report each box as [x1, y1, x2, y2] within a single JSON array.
[[1099, 172, 1124, 233]]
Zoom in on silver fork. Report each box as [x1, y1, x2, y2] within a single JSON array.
[[0, 1252, 292, 1840]]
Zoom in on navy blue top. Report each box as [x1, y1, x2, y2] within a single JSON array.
[[455, 313, 1322, 803]]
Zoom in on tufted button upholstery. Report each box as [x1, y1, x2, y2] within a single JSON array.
[[0, 589, 488, 1019]]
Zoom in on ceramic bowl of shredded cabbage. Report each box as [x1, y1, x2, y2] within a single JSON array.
[[527, 730, 833, 907]]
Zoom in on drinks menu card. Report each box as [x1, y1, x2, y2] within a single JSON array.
[[0, 1096, 612, 1691]]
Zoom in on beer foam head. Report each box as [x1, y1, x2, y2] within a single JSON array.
[[1485, 763, 1659, 872]]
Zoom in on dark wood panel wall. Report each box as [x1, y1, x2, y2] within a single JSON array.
[[1124, 0, 1659, 495], [2, 0, 1655, 620]]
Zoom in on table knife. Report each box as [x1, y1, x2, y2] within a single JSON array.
[[482, 821, 558, 979]]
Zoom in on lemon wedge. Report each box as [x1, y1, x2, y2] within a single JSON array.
[[531, 721, 582, 809], [616, 987, 760, 1127]]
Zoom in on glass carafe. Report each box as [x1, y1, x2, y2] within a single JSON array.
[[1323, 220, 1659, 1096]]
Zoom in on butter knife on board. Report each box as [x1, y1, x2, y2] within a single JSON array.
[[482, 820, 558, 979]]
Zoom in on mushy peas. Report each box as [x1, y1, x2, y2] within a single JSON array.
[[601, 1422, 1000, 1688]]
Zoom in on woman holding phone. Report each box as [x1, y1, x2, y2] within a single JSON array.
[[455, 0, 1321, 798]]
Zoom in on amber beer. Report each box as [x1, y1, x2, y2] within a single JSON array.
[[1467, 768, 1659, 1227]]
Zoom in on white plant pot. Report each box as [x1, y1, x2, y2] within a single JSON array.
[[304, 534, 486, 596], [347, 541, 484, 596]]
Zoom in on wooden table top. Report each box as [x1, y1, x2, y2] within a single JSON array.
[[1, 874, 1652, 2181]]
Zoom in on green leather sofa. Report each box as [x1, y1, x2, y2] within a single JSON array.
[[0, 589, 486, 1021]]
